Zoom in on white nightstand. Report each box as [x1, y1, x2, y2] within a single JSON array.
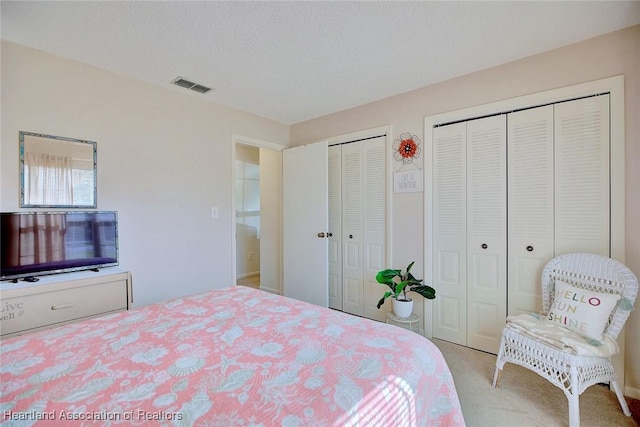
[[386, 312, 420, 332]]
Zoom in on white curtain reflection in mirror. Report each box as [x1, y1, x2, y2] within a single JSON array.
[[24, 152, 74, 205], [20, 132, 96, 208]]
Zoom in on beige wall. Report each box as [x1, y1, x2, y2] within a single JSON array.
[[291, 25, 640, 396], [1, 41, 290, 306]]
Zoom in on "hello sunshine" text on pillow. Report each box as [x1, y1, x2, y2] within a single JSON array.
[[546, 279, 620, 341]]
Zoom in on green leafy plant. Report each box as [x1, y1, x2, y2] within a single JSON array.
[[376, 261, 436, 309]]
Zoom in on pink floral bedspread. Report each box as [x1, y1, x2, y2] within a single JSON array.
[[1, 286, 464, 426]]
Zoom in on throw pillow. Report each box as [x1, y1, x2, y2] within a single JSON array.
[[546, 279, 620, 341]]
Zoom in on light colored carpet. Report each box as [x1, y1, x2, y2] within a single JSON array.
[[432, 338, 639, 427], [237, 274, 260, 289]]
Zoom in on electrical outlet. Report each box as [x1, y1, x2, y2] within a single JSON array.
[[211, 206, 219, 218], [248, 251, 253, 260]]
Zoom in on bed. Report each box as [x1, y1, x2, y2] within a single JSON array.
[[1, 285, 464, 426]]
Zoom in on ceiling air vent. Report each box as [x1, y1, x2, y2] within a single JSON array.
[[171, 77, 212, 94]]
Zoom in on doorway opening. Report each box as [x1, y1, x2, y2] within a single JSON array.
[[235, 144, 261, 289], [232, 135, 284, 295]]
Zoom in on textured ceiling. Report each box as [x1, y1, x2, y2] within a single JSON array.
[[2, 1, 639, 125]]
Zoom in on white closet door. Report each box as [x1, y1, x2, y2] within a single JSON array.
[[555, 95, 610, 256], [341, 142, 364, 316], [282, 142, 328, 307], [466, 115, 507, 354], [432, 122, 467, 345], [328, 145, 342, 310], [507, 105, 554, 316], [361, 136, 387, 322]]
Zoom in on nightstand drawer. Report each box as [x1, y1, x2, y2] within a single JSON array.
[[0, 279, 127, 336]]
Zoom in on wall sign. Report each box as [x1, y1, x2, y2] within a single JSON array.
[[394, 169, 423, 193]]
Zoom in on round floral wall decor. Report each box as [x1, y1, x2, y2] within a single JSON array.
[[393, 133, 422, 164]]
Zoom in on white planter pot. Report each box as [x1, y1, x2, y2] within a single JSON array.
[[392, 298, 414, 318]]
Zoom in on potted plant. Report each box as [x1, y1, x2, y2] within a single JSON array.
[[376, 261, 436, 318]]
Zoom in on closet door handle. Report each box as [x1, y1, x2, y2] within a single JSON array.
[[317, 232, 325, 238], [526, 245, 534, 252], [327, 232, 332, 237], [349, 234, 353, 239], [481, 243, 488, 249]]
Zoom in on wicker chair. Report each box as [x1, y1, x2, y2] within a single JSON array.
[[492, 253, 638, 427]]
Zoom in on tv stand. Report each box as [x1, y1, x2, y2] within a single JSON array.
[[0, 269, 132, 338]]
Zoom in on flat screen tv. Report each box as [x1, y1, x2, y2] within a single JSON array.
[[1, 211, 118, 282]]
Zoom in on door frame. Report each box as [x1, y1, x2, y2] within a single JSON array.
[[291, 125, 394, 311], [325, 124, 395, 307], [423, 75, 625, 384], [424, 75, 625, 337], [231, 134, 286, 294]]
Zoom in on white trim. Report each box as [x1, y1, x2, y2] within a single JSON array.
[[258, 286, 282, 296], [608, 77, 625, 264], [423, 75, 625, 343], [232, 134, 286, 151], [324, 124, 391, 146], [626, 385, 640, 400], [424, 76, 623, 127]]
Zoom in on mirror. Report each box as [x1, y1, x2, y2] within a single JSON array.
[[20, 131, 97, 208]]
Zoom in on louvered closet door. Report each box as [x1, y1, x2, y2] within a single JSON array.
[[466, 115, 507, 354], [555, 95, 610, 256], [507, 105, 554, 316], [361, 137, 387, 322], [432, 122, 467, 345], [328, 145, 343, 310], [341, 142, 364, 316]]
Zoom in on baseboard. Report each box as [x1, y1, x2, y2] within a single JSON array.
[[626, 385, 640, 400], [259, 286, 281, 295], [237, 271, 259, 280]]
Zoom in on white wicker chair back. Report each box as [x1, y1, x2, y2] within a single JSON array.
[[540, 253, 638, 340]]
